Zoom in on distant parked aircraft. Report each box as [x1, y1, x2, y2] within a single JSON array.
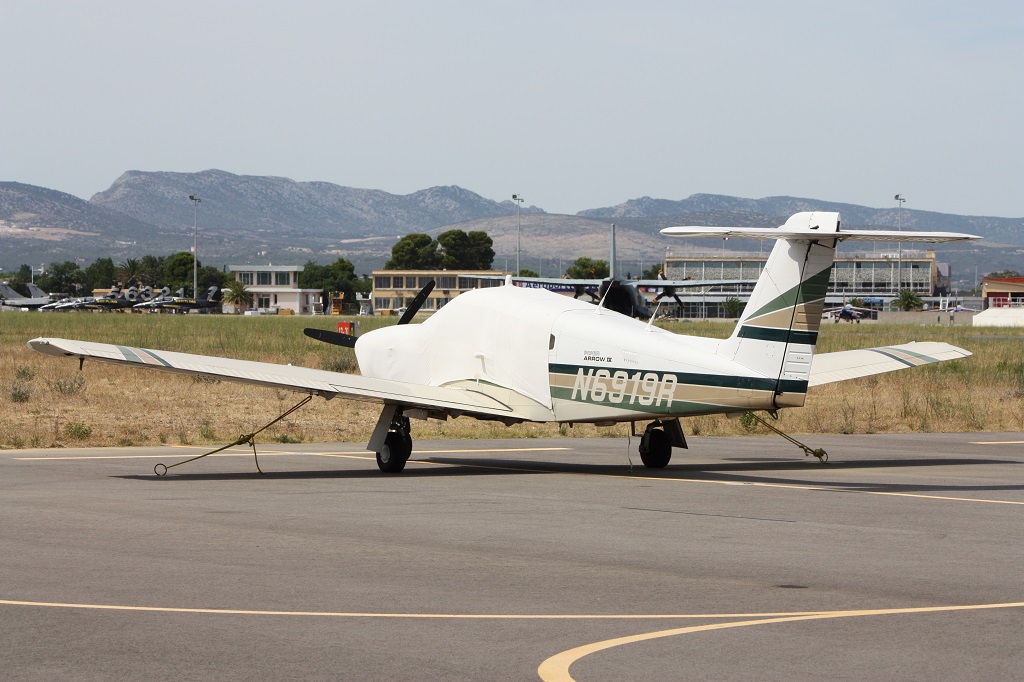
[[0, 282, 51, 310]]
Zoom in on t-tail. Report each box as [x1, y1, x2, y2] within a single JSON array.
[[661, 211, 980, 411]]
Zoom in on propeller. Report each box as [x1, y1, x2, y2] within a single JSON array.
[[397, 279, 435, 325], [303, 327, 358, 348], [653, 285, 686, 308], [304, 280, 436, 349]]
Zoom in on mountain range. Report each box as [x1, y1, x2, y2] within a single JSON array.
[[2, 169, 1021, 284]]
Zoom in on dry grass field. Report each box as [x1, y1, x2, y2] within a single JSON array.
[[1, 311, 1022, 451]]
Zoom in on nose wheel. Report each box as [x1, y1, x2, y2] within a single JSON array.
[[376, 413, 412, 473]]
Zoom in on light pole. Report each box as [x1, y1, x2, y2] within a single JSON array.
[[894, 193, 905, 293], [189, 194, 201, 297], [512, 193, 524, 276]]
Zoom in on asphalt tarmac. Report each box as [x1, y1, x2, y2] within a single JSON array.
[[2, 432, 1023, 681]]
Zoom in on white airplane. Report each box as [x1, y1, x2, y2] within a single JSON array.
[[28, 212, 979, 474]]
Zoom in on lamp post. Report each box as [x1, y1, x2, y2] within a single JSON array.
[[189, 194, 201, 297], [894, 193, 905, 293], [512, 193, 524, 276]]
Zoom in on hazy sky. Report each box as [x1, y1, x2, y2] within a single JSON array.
[[3, 1, 1022, 217]]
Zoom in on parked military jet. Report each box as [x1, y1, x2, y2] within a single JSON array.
[[29, 212, 979, 474], [160, 285, 223, 312], [822, 302, 874, 323], [0, 282, 52, 309], [133, 287, 178, 310], [86, 286, 152, 311]]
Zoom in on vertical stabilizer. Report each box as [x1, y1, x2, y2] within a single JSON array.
[[718, 212, 838, 407]]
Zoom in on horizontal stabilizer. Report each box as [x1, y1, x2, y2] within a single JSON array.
[[808, 342, 971, 387], [661, 225, 979, 243]]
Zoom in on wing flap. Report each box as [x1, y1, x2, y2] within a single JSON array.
[[27, 337, 522, 418], [808, 342, 971, 387]]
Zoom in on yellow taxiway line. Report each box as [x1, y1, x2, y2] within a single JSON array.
[[537, 601, 1024, 682], [0, 598, 833, 619]]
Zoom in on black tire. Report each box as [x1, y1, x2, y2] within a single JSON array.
[[376, 431, 411, 473], [639, 428, 672, 468]]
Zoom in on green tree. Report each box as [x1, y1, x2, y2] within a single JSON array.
[[162, 252, 197, 293], [385, 234, 440, 270], [83, 258, 116, 292], [437, 229, 495, 270], [518, 268, 539, 278], [353, 274, 373, 296], [299, 258, 359, 305], [894, 289, 923, 311], [641, 263, 664, 280], [4, 265, 33, 295], [565, 257, 609, 279], [139, 255, 166, 287], [37, 261, 83, 296], [198, 265, 228, 293], [986, 270, 1022, 278], [222, 279, 253, 313], [723, 297, 745, 318]]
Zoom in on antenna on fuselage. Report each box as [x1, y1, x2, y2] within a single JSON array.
[[645, 300, 662, 331], [595, 284, 610, 315]]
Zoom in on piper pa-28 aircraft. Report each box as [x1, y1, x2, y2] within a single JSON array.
[[28, 212, 979, 474]]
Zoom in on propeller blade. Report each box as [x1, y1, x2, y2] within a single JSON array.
[[303, 328, 358, 348], [397, 280, 435, 325]]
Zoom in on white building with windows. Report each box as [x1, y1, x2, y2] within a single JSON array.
[[227, 265, 323, 314], [371, 270, 509, 315]]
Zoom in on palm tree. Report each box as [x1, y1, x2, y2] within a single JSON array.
[[894, 289, 923, 311], [222, 280, 253, 314], [117, 258, 142, 287]]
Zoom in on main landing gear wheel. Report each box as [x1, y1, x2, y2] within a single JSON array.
[[639, 427, 672, 468], [377, 430, 411, 473]]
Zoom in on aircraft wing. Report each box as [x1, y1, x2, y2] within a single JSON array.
[[808, 342, 970, 387], [26, 338, 526, 420], [478, 275, 749, 289], [632, 278, 750, 289]]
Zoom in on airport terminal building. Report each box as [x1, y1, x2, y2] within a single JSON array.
[[369, 250, 953, 319], [227, 265, 322, 315], [662, 249, 951, 317]]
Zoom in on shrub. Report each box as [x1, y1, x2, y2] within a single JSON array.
[[10, 382, 31, 403], [50, 374, 86, 397], [64, 422, 93, 440], [271, 433, 302, 444]]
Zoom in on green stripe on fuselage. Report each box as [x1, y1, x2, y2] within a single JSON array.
[[737, 326, 819, 345], [548, 363, 808, 414]]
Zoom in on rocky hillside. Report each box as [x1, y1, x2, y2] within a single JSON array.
[[0, 182, 160, 265], [1, 173, 1021, 283], [582, 193, 1024, 243], [90, 169, 531, 237]]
